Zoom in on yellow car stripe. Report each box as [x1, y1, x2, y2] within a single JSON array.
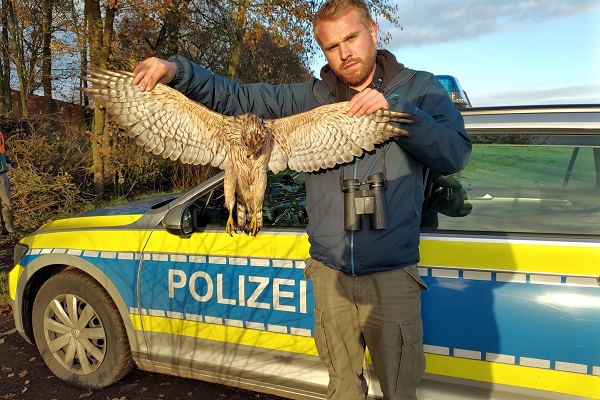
[[426, 353, 600, 399], [145, 231, 599, 276], [421, 236, 599, 276], [134, 314, 318, 356], [134, 314, 599, 399], [20, 229, 151, 252], [8, 265, 24, 301], [143, 230, 310, 260]]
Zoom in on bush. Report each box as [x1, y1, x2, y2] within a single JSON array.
[[7, 128, 93, 231], [0, 112, 220, 233]]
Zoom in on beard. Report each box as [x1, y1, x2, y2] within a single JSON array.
[[334, 46, 377, 89]]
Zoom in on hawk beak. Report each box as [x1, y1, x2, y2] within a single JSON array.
[[246, 150, 259, 159]]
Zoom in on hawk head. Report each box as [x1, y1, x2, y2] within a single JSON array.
[[239, 113, 269, 159]]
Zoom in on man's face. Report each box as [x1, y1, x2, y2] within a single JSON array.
[[315, 9, 378, 91]]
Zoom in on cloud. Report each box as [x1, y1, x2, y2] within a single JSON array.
[[383, 0, 600, 48], [472, 84, 600, 107]]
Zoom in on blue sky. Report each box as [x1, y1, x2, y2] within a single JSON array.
[[311, 0, 600, 107]]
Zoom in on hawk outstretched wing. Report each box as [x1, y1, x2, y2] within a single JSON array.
[[80, 69, 415, 236], [265, 102, 413, 173], [80, 69, 233, 170]]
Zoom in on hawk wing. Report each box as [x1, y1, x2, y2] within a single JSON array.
[[265, 102, 414, 173], [80, 69, 232, 169]]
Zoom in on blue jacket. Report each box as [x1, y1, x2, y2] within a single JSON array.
[[169, 50, 471, 276]]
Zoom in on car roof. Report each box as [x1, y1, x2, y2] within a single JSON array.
[[462, 104, 600, 132]]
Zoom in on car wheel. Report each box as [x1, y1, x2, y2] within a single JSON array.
[[32, 269, 133, 388]]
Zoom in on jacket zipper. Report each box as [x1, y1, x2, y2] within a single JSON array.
[[350, 160, 358, 276]]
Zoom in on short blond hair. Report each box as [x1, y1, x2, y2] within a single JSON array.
[[313, 0, 374, 44]]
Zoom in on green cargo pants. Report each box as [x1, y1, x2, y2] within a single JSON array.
[[304, 259, 427, 400]]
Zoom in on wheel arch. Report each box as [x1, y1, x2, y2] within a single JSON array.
[[16, 253, 147, 357]]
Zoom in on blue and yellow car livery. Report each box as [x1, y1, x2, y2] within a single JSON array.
[[9, 105, 600, 399]]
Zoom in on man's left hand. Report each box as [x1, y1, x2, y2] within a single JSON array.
[[346, 88, 389, 118]]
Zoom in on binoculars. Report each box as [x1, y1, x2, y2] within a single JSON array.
[[342, 172, 388, 231]]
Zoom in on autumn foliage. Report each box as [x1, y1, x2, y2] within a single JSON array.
[[0, 0, 400, 232]]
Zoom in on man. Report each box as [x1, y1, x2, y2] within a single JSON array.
[[0, 130, 19, 236], [133, 0, 471, 398]]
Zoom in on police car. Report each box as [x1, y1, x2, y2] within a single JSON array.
[[8, 104, 600, 399]]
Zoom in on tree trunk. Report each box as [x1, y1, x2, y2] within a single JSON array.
[[6, 0, 28, 117], [227, 0, 249, 80], [41, 0, 55, 114], [100, 3, 116, 191], [154, 0, 185, 57], [0, 0, 12, 113], [85, 0, 105, 195], [85, 0, 117, 196]]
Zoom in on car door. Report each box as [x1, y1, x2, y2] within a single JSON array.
[[136, 170, 328, 393], [418, 120, 600, 399]]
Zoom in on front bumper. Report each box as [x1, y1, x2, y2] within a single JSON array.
[[8, 264, 30, 343]]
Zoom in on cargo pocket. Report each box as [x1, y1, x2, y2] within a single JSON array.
[[313, 306, 336, 374], [404, 264, 428, 291], [396, 315, 426, 394], [304, 258, 317, 280]]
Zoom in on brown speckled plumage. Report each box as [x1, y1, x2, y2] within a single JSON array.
[[80, 69, 414, 236]]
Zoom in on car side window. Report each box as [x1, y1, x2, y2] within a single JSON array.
[[199, 170, 307, 229], [427, 133, 600, 235], [262, 171, 307, 227]]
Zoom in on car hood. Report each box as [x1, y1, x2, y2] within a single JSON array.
[[77, 194, 178, 217], [32, 194, 179, 234]]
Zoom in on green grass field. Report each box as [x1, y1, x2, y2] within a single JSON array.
[[459, 145, 596, 188]]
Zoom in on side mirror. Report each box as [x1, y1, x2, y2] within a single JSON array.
[[162, 202, 198, 238]]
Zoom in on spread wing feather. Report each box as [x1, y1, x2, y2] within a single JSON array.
[[265, 102, 414, 173], [80, 69, 231, 169]]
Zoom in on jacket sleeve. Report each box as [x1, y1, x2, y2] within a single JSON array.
[[168, 55, 318, 118], [392, 74, 472, 174]]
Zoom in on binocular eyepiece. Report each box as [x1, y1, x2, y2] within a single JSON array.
[[342, 172, 388, 231]]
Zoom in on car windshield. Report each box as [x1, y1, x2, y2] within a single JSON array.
[[196, 169, 308, 229]]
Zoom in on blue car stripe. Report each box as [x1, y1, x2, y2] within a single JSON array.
[[19, 248, 600, 377]]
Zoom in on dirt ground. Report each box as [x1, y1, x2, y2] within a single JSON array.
[[0, 237, 288, 400]]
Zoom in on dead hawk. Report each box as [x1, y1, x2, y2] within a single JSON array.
[[80, 69, 415, 236]]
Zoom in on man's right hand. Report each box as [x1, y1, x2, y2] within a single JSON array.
[[133, 57, 177, 92]]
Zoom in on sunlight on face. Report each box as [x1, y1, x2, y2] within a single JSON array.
[[315, 9, 378, 91]]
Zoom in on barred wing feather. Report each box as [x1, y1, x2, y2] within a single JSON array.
[[80, 69, 231, 170], [265, 102, 413, 173]]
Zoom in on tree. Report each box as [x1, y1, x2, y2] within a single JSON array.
[[41, 0, 55, 113], [0, 0, 12, 113], [2, 0, 402, 200], [205, 0, 400, 80], [237, 29, 312, 84], [4, 0, 45, 117], [184, 0, 315, 80], [83, 0, 118, 195]]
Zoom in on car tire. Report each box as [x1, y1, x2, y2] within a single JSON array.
[[32, 269, 133, 388]]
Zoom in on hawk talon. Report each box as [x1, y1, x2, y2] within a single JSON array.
[[248, 213, 259, 237], [226, 214, 237, 237]]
